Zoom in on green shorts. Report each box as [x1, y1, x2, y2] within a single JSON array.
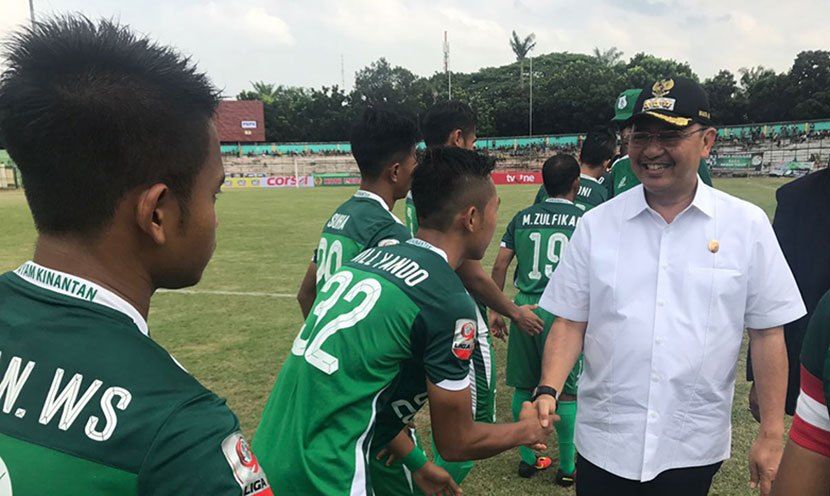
[[506, 292, 582, 395]]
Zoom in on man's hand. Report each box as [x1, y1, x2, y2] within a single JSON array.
[[489, 310, 508, 341], [412, 461, 462, 496], [375, 446, 398, 466], [748, 382, 761, 423], [749, 433, 784, 496], [532, 394, 559, 429], [519, 400, 555, 451], [511, 304, 544, 336]]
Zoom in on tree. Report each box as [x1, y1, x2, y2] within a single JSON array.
[[509, 31, 537, 85], [785, 51, 830, 120], [350, 58, 436, 116], [593, 47, 624, 68], [739, 66, 788, 122], [624, 53, 696, 89], [703, 70, 746, 124], [237, 81, 280, 105]]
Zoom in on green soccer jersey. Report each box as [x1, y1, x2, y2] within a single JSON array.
[[799, 290, 830, 408], [405, 191, 418, 235], [254, 239, 478, 495], [0, 262, 271, 496], [533, 175, 608, 212], [314, 190, 411, 291], [501, 198, 583, 295], [609, 155, 713, 197]]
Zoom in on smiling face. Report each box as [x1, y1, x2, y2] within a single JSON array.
[[629, 117, 716, 199]]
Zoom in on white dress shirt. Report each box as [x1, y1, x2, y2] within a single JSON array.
[[540, 180, 806, 481]]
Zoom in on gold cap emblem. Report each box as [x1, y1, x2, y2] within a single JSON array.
[[652, 79, 675, 98]]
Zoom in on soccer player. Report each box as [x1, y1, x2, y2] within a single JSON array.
[[253, 147, 553, 495], [534, 126, 616, 211], [295, 107, 417, 317], [609, 87, 713, 197], [0, 16, 271, 495], [493, 155, 584, 486], [772, 289, 830, 496]]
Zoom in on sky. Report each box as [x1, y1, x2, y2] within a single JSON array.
[[1, 0, 828, 98]]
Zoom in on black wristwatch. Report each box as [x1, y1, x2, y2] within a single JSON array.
[[531, 385, 560, 403]]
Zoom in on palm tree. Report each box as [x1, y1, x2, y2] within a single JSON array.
[[509, 31, 537, 85], [593, 47, 624, 67], [247, 81, 279, 104]]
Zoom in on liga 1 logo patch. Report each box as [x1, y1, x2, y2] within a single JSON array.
[[452, 318, 477, 360], [221, 432, 273, 496], [377, 238, 401, 247]]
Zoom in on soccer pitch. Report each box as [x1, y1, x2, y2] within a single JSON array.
[[0, 177, 790, 495]]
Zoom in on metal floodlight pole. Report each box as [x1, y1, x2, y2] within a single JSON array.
[[529, 56, 533, 137], [444, 31, 451, 100], [29, 0, 36, 27]]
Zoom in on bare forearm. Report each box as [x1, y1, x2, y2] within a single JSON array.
[[749, 327, 788, 436], [491, 263, 507, 292], [437, 421, 533, 462], [458, 260, 517, 317], [539, 318, 586, 390], [386, 427, 416, 459], [297, 263, 317, 319]]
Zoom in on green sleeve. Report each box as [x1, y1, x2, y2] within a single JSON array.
[[368, 220, 412, 248], [413, 295, 477, 388], [533, 185, 547, 205], [800, 291, 830, 379], [501, 213, 518, 250], [139, 393, 271, 496], [698, 158, 713, 186]]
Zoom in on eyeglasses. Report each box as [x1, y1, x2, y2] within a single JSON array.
[[629, 128, 708, 148]]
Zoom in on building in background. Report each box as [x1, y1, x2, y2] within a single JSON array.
[[215, 100, 265, 143]]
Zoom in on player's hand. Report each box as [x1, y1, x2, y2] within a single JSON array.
[[511, 304, 544, 336], [532, 394, 558, 429], [489, 311, 508, 341], [519, 400, 554, 451], [748, 432, 783, 496], [375, 446, 398, 466], [412, 461, 462, 496], [748, 382, 761, 423]]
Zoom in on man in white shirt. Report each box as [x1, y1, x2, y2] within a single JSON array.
[[531, 77, 806, 496]]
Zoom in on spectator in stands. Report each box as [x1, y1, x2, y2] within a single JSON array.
[[747, 166, 830, 421]]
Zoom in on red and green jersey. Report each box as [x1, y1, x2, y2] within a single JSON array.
[[609, 155, 713, 197], [253, 239, 478, 495], [314, 190, 411, 291], [0, 262, 271, 495], [533, 175, 608, 212], [501, 198, 583, 295], [790, 289, 830, 457]]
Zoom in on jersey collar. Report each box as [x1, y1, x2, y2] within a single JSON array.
[[580, 173, 602, 185], [544, 197, 574, 205], [354, 189, 405, 225], [406, 238, 449, 263], [13, 261, 149, 336]]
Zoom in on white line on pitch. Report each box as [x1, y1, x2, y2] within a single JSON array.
[[157, 288, 294, 298]]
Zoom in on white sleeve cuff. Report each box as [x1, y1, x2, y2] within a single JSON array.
[[434, 377, 470, 392]]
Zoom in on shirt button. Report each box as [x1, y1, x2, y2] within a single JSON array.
[[652, 374, 660, 382], [649, 411, 658, 419], [661, 262, 669, 269], [655, 336, 663, 345], [657, 300, 665, 307]]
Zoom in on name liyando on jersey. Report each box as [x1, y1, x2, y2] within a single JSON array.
[[520, 212, 579, 228], [351, 248, 430, 287], [0, 351, 130, 442]]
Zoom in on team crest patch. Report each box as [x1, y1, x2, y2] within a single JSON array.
[[452, 319, 477, 360], [378, 239, 400, 247], [221, 432, 273, 496], [617, 94, 627, 110]]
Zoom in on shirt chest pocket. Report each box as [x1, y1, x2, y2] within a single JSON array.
[[682, 267, 746, 329]]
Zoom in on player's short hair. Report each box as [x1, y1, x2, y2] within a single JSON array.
[[579, 125, 618, 168], [412, 146, 495, 230], [421, 100, 477, 147], [0, 15, 220, 235], [350, 106, 419, 179], [542, 154, 580, 197]]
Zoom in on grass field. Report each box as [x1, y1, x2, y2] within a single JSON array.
[[0, 177, 791, 495]]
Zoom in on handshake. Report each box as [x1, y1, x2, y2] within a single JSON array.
[[517, 398, 559, 450]]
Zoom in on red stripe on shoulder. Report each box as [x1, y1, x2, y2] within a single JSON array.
[[800, 364, 827, 405], [790, 414, 830, 458]]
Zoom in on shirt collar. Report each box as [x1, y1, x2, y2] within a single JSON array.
[[13, 261, 149, 336], [580, 173, 602, 184], [544, 197, 574, 205], [354, 189, 405, 225], [406, 238, 449, 262], [624, 177, 714, 222], [354, 189, 391, 211]]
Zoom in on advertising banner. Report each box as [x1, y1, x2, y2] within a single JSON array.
[[314, 173, 362, 187], [713, 153, 763, 170], [223, 175, 314, 189], [491, 171, 542, 185]]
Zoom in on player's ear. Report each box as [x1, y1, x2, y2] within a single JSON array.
[[449, 129, 463, 147], [388, 162, 401, 184], [135, 183, 174, 245], [460, 204, 477, 233]]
